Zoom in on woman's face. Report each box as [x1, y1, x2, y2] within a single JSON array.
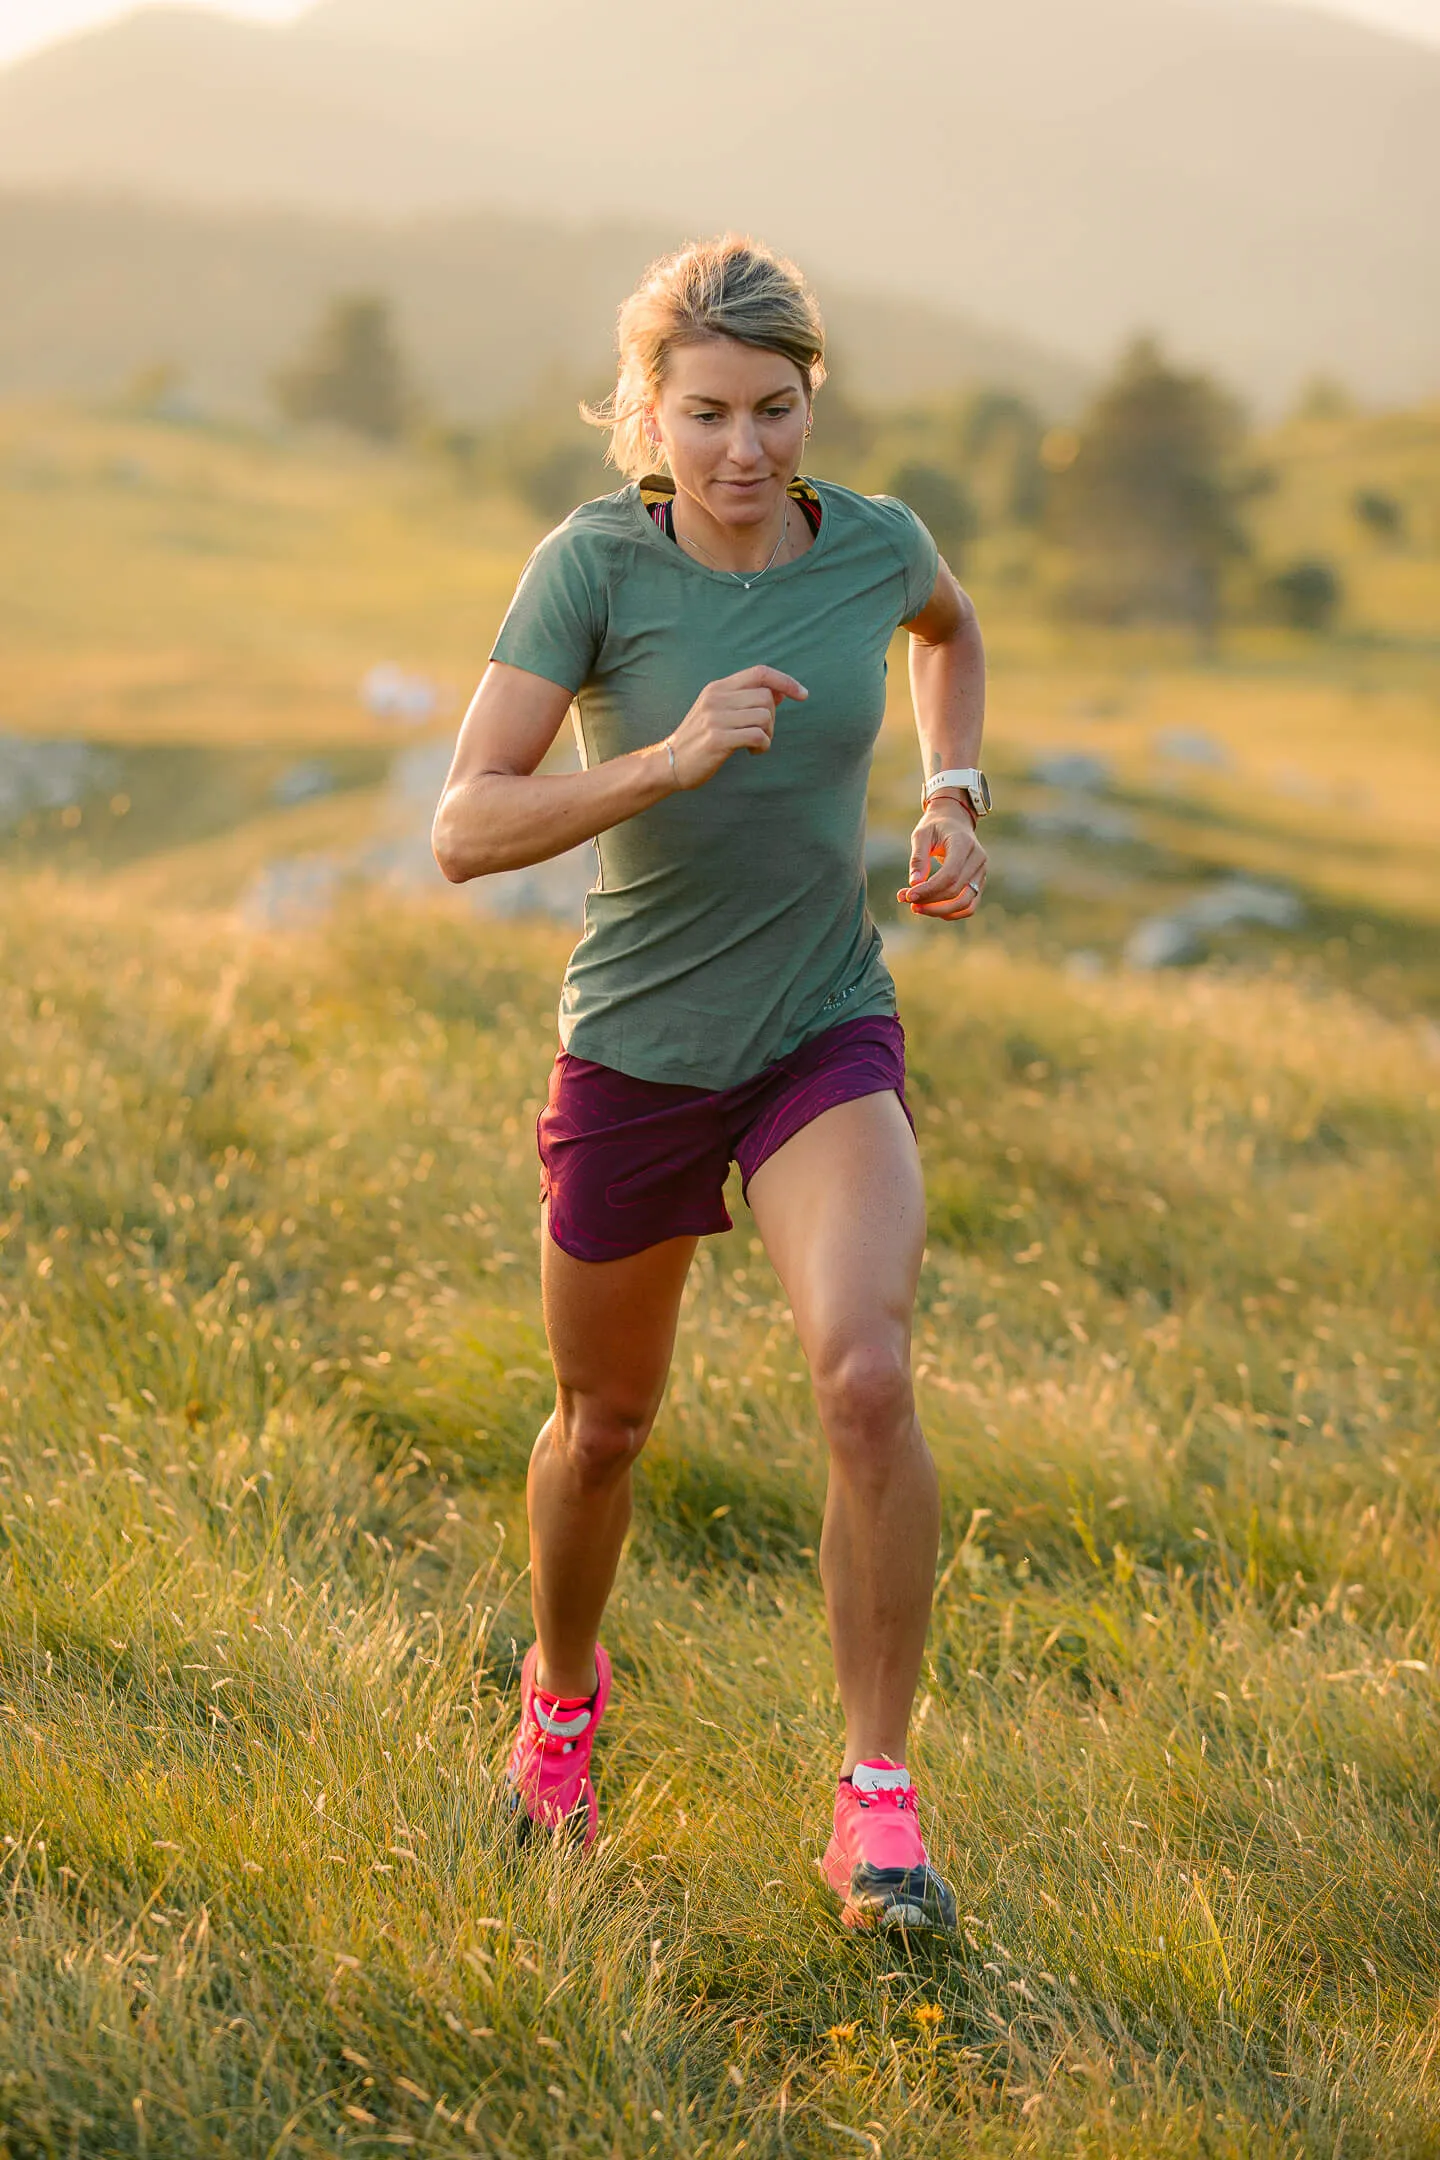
[[649, 337, 809, 528]]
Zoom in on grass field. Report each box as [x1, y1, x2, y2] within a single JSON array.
[[2, 885, 1437, 2158], [1, 399, 1439, 2156]]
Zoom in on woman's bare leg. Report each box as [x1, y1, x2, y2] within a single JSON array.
[[745, 1092, 937, 1773], [528, 1216, 696, 1698]]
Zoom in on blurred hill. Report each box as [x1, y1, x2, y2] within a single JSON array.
[[0, 0, 1435, 406], [0, 193, 1088, 418]]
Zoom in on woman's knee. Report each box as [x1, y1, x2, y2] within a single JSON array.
[[551, 1386, 655, 1485], [813, 1337, 916, 1464]]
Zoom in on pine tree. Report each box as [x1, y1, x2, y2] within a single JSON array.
[[272, 293, 410, 441], [1053, 337, 1249, 645]]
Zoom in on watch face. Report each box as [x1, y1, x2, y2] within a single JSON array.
[[977, 772, 992, 812]]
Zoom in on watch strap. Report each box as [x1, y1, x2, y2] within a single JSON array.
[[923, 768, 990, 813]]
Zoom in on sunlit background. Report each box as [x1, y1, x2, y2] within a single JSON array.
[[0, 0, 300, 66], [2, 2, 1439, 2151], [3, 0, 1437, 941], [2, 0, 1440, 65]]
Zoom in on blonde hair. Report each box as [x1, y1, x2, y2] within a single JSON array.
[[583, 234, 827, 480]]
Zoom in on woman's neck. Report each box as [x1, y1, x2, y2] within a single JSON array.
[[670, 482, 803, 576]]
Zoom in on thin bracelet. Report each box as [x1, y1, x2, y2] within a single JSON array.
[[926, 786, 977, 827], [664, 738, 679, 786]]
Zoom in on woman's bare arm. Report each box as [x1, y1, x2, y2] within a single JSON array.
[[897, 564, 990, 919], [431, 662, 674, 882], [906, 564, 986, 780], [431, 658, 807, 884]]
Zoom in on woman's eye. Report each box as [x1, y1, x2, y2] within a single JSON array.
[[763, 406, 796, 420]]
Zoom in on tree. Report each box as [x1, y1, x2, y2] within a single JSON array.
[[1291, 375, 1356, 426], [1051, 337, 1249, 646], [883, 460, 980, 571], [272, 293, 410, 441], [962, 389, 1047, 524], [805, 367, 879, 476], [505, 435, 611, 522], [1353, 487, 1404, 541], [1265, 557, 1342, 633]]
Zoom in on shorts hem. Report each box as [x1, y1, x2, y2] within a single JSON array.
[[545, 1204, 734, 1265], [737, 1081, 915, 1200]]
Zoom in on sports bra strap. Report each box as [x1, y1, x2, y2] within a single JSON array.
[[643, 475, 822, 542]]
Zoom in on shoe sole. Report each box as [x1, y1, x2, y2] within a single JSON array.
[[839, 1863, 958, 1934]]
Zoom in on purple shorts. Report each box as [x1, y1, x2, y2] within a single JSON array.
[[538, 1014, 913, 1263]]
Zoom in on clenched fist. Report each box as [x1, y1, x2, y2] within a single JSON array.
[[899, 803, 988, 920], [664, 666, 808, 790]]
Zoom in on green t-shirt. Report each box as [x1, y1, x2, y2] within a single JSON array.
[[489, 475, 938, 1088]]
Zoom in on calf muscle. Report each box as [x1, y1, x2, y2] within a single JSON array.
[[747, 1092, 938, 1770], [527, 1222, 695, 1698]]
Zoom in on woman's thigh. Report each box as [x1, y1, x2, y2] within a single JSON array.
[[541, 1211, 698, 1424], [743, 1091, 925, 1365]]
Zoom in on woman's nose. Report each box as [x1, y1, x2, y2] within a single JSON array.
[[727, 420, 764, 467]]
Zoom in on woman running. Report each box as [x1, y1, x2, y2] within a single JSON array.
[[433, 235, 990, 1931]]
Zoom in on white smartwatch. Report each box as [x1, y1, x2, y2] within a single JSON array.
[[923, 768, 992, 819]]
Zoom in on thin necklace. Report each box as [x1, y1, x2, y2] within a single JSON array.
[[676, 495, 791, 590]]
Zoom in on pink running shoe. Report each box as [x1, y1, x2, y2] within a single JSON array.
[[504, 1643, 612, 1848], [822, 1760, 957, 1931]]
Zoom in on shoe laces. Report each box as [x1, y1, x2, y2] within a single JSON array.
[[529, 1690, 596, 1759], [858, 1785, 916, 1811]]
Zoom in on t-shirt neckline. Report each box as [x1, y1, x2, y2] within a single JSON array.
[[629, 473, 834, 586]]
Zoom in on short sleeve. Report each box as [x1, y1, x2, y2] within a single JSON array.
[[871, 495, 941, 622], [490, 523, 605, 693]]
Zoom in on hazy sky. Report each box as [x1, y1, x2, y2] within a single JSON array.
[[3, 0, 1439, 66]]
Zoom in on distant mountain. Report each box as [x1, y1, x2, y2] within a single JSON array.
[[0, 0, 1436, 405], [0, 193, 1088, 417]]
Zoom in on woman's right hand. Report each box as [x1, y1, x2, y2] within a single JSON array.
[[665, 666, 808, 790]]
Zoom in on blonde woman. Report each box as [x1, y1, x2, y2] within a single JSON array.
[[433, 236, 989, 1930]]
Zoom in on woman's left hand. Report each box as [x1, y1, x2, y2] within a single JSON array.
[[898, 804, 988, 919]]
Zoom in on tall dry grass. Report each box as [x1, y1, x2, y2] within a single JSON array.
[[1, 878, 1436, 2155]]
